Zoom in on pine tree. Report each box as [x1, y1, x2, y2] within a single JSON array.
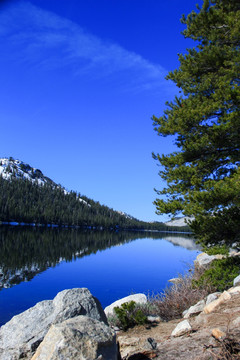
[[153, 0, 240, 246]]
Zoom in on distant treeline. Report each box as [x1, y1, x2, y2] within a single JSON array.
[[0, 176, 189, 232]]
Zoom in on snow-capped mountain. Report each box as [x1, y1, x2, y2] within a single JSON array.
[[0, 157, 52, 186], [0, 157, 90, 206]]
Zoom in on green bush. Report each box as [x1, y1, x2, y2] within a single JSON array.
[[193, 257, 240, 292], [203, 245, 229, 256], [113, 301, 147, 331]]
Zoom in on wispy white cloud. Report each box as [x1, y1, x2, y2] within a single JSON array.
[[0, 1, 173, 93]]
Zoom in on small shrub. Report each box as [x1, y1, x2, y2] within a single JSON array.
[[113, 301, 147, 331], [193, 257, 240, 292]]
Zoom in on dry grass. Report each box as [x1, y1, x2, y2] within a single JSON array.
[[149, 272, 213, 321]]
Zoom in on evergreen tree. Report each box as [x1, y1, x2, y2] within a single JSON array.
[[153, 0, 240, 246]]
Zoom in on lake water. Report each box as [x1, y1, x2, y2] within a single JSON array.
[[0, 227, 200, 326]]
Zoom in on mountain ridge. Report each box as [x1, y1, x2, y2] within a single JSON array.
[[0, 157, 189, 231], [0, 157, 52, 185], [0, 157, 91, 207]]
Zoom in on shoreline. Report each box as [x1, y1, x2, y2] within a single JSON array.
[[0, 221, 191, 233]]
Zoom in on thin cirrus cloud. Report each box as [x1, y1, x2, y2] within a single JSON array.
[[0, 1, 172, 93]]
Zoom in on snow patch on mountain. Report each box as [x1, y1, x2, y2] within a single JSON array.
[[0, 157, 49, 186], [0, 157, 90, 206], [116, 211, 136, 220]]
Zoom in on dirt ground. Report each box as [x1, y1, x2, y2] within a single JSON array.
[[117, 292, 240, 360]]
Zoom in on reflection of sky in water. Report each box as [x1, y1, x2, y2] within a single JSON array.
[[0, 235, 200, 325]]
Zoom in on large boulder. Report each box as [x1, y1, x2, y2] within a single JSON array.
[[0, 288, 107, 360], [104, 294, 147, 317], [194, 253, 225, 269], [31, 316, 117, 360]]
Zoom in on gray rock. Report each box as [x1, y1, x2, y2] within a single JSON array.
[[183, 299, 205, 318], [194, 253, 218, 268], [229, 249, 238, 256], [113, 326, 120, 332], [171, 320, 192, 337], [233, 275, 240, 286], [228, 286, 240, 294], [117, 336, 141, 359], [147, 315, 162, 323], [206, 292, 221, 305], [0, 288, 107, 360], [104, 293, 147, 317], [230, 250, 240, 257], [194, 252, 227, 270], [31, 316, 117, 360], [204, 290, 231, 314], [232, 316, 240, 327]]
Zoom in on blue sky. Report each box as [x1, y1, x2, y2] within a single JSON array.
[[0, 0, 202, 222]]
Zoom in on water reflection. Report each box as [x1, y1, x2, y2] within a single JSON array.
[[0, 227, 198, 291], [163, 235, 201, 251]]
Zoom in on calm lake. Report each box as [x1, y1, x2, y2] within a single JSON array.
[[0, 227, 200, 326]]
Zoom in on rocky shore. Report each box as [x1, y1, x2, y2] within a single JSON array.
[[1, 252, 240, 359], [117, 284, 240, 359]]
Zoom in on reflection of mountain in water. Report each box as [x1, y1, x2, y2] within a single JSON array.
[[0, 227, 198, 290], [164, 236, 201, 251]]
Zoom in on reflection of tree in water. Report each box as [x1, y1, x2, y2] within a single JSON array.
[[0, 227, 196, 290]]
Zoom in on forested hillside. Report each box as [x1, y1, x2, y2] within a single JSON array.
[[0, 175, 123, 227], [0, 171, 187, 231]]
